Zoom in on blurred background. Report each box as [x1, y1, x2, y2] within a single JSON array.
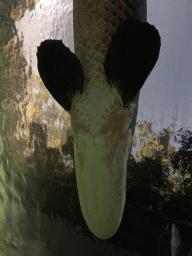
[[0, 0, 192, 255]]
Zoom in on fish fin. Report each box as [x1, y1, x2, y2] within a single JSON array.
[[104, 16, 161, 107], [36, 39, 84, 112]]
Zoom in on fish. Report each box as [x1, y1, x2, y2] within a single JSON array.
[[36, 0, 161, 240]]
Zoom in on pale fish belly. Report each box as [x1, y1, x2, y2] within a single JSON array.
[[71, 103, 136, 239]]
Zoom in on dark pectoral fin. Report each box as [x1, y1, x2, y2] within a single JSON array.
[[36, 39, 84, 112], [104, 16, 161, 107]]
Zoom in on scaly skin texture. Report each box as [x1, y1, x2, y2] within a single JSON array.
[[72, 1, 133, 125], [72, 0, 135, 239]]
